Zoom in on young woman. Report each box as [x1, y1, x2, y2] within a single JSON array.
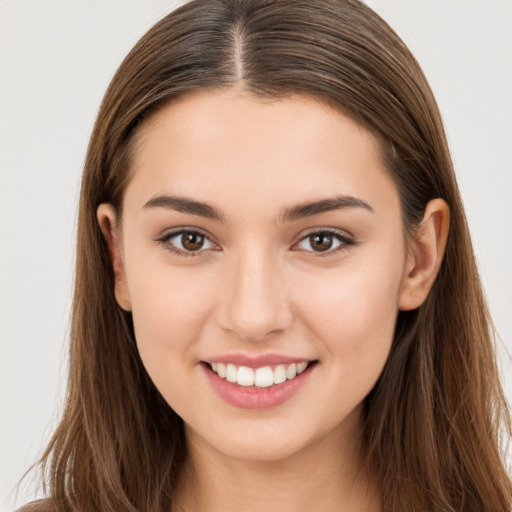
[[18, 0, 512, 511]]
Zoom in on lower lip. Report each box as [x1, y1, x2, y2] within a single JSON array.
[[202, 363, 315, 410]]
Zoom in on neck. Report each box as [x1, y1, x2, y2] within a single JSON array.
[[172, 412, 381, 512]]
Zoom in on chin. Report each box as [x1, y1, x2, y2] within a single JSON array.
[[212, 432, 312, 463], [186, 410, 353, 464]]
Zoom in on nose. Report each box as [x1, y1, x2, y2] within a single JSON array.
[[217, 247, 293, 342]]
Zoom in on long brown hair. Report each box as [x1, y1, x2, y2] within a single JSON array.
[[21, 1, 512, 511]]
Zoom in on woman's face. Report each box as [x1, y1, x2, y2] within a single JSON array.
[[107, 90, 411, 462]]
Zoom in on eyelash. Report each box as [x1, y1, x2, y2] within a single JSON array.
[[156, 229, 218, 258], [294, 229, 355, 257], [156, 228, 355, 258]]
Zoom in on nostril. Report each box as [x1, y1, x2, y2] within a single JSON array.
[[218, 306, 294, 343], [216, 265, 293, 341]]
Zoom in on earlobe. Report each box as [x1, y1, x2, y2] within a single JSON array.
[[96, 203, 132, 311], [399, 198, 450, 311]]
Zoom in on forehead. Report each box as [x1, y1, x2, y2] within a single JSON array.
[[124, 90, 399, 219]]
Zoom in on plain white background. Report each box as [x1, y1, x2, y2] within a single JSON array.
[[1, 1, 511, 510]]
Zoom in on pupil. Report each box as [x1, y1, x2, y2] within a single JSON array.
[[311, 233, 332, 251], [182, 233, 204, 251]]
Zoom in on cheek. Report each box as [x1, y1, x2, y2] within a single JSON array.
[[296, 249, 404, 373], [127, 263, 217, 370]]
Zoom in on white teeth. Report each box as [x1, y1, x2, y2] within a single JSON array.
[[217, 362, 226, 378], [255, 367, 274, 388], [237, 366, 255, 386], [226, 364, 237, 383], [297, 362, 308, 374], [273, 365, 287, 384], [209, 361, 311, 387], [286, 364, 297, 380]]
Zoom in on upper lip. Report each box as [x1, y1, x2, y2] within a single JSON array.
[[203, 352, 315, 368]]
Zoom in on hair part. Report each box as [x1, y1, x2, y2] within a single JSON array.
[[20, 1, 512, 511]]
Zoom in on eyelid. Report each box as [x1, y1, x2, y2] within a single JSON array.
[[156, 227, 219, 257], [155, 226, 355, 258], [292, 228, 355, 256]]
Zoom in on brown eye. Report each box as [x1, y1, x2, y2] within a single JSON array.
[[160, 230, 216, 256], [181, 232, 205, 251], [294, 230, 353, 255], [309, 233, 334, 252]]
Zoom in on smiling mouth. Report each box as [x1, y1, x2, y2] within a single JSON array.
[[204, 361, 315, 388]]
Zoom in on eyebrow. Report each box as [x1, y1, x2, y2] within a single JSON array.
[[143, 194, 373, 222], [144, 195, 226, 221], [280, 195, 373, 222]]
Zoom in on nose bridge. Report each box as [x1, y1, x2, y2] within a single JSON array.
[[219, 242, 292, 341]]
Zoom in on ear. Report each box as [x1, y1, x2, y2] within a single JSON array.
[[96, 203, 132, 311], [399, 198, 450, 311]]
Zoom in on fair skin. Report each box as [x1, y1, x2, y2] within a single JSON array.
[[98, 90, 449, 512]]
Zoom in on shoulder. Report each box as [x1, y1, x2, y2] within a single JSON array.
[[15, 499, 56, 512]]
